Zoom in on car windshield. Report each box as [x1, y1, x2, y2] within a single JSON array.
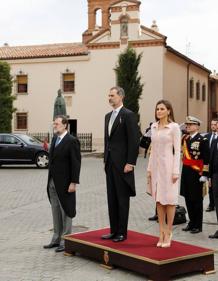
[[16, 134, 42, 145]]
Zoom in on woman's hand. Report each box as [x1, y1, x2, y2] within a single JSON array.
[[147, 171, 151, 183], [172, 174, 179, 184]]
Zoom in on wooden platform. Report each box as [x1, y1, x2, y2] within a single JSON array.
[[64, 228, 215, 281]]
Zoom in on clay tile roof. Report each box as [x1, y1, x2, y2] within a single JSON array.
[[0, 43, 89, 60]]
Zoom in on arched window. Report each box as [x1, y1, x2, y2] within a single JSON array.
[[189, 78, 194, 98], [196, 81, 200, 100], [202, 84, 206, 101], [95, 9, 102, 28], [120, 16, 128, 37]]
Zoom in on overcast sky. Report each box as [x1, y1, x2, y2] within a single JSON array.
[[0, 0, 217, 72]]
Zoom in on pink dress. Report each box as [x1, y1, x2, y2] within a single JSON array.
[[147, 122, 181, 205]]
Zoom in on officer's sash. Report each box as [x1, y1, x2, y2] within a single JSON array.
[[182, 138, 203, 174]]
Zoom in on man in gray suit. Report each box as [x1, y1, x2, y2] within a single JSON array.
[[43, 115, 81, 252]]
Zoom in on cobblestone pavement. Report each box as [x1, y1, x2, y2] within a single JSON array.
[[0, 157, 217, 281]]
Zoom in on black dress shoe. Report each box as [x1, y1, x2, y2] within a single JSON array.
[[112, 235, 126, 242], [101, 233, 116, 240], [206, 206, 215, 212], [208, 231, 218, 239], [43, 243, 59, 249], [182, 225, 193, 231], [148, 215, 158, 221], [55, 245, 65, 252], [190, 228, 202, 234]]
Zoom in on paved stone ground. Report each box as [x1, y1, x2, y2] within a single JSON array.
[[0, 156, 217, 281]]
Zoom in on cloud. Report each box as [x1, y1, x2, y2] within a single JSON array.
[[141, 0, 218, 70], [0, 0, 217, 71]]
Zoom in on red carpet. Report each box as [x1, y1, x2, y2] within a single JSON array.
[[67, 228, 213, 263]]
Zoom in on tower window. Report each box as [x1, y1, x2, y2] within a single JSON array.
[[95, 9, 102, 28]]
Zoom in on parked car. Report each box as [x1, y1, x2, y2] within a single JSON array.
[[0, 133, 49, 168]]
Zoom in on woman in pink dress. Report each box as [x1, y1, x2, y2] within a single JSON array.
[[147, 100, 181, 247]]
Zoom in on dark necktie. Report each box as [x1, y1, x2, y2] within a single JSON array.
[[210, 133, 216, 147]]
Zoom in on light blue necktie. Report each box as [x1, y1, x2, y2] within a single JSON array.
[[55, 136, 61, 147]]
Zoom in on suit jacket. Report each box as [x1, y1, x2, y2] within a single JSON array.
[[104, 107, 140, 196], [47, 132, 81, 218], [209, 138, 218, 177], [205, 132, 215, 149]]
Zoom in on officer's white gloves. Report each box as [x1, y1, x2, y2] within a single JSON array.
[[199, 176, 208, 182]]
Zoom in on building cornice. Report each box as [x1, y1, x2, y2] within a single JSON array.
[[129, 39, 165, 48], [141, 25, 166, 40], [87, 42, 120, 50], [2, 55, 90, 64]]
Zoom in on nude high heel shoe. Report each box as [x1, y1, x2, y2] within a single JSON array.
[[156, 232, 164, 247], [161, 232, 172, 248]]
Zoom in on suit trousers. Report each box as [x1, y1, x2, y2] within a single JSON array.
[[49, 178, 72, 246], [209, 185, 215, 208], [212, 173, 218, 222], [105, 156, 130, 236], [185, 197, 203, 230]]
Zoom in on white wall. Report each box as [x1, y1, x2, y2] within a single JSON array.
[[9, 44, 164, 150]]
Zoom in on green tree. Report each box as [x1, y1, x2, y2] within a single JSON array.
[[0, 61, 15, 133], [114, 47, 143, 122]]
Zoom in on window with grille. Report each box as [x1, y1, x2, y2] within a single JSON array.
[[17, 75, 28, 93], [63, 73, 75, 92], [16, 113, 28, 130], [196, 81, 200, 100], [189, 79, 194, 98]]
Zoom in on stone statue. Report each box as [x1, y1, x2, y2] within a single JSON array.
[[53, 89, 67, 120], [121, 18, 128, 37]]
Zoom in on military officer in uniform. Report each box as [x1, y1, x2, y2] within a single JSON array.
[[181, 116, 209, 234]]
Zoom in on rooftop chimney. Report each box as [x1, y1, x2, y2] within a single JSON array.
[[151, 20, 159, 32]]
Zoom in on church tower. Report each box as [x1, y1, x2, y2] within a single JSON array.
[[83, 0, 114, 43], [82, 0, 141, 44]]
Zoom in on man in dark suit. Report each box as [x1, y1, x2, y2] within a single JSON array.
[[102, 86, 139, 242], [208, 121, 218, 238], [181, 116, 209, 234], [204, 119, 218, 212], [43, 115, 81, 252]]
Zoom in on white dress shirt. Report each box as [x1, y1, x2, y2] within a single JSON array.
[[108, 104, 123, 135]]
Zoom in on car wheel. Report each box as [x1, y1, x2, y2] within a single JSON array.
[[35, 152, 49, 168]]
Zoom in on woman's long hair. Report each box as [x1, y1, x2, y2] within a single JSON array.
[[155, 99, 175, 122]]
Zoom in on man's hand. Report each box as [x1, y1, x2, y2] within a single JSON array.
[[68, 183, 76, 193], [124, 164, 134, 173], [147, 171, 151, 185], [208, 178, 212, 187], [147, 171, 151, 179]]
